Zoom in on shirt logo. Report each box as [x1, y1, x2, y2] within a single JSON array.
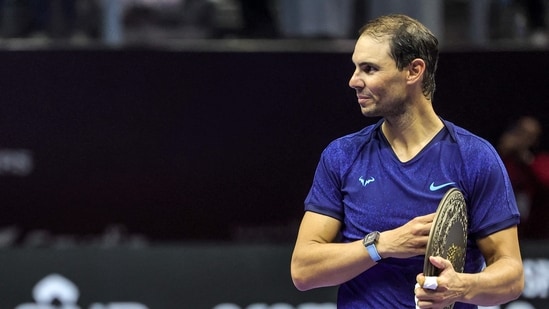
[[429, 181, 456, 191], [359, 176, 375, 187]]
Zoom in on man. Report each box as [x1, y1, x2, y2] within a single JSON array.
[[290, 14, 524, 309], [498, 116, 549, 239]]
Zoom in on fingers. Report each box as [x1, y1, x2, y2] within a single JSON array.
[[414, 281, 436, 309], [414, 283, 421, 309], [429, 256, 453, 271], [415, 213, 435, 234], [415, 212, 436, 223], [416, 275, 438, 290], [416, 273, 425, 287], [404, 213, 435, 238], [415, 256, 456, 308], [423, 276, 438, 290]]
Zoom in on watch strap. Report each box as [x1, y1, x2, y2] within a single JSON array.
[[366, 243, 382, 262], [363, 231, 382, 262]]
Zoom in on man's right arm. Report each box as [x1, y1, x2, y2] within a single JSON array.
[[290, 211, 374, 291], [290, 211, 435, 291]]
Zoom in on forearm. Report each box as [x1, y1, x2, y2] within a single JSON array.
[[460, 257, 524, 306], [291, 240, 375, 291], [291, 211, 435, 291]]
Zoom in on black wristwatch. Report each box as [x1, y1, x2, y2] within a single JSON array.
[[363, 231, 382, 262]]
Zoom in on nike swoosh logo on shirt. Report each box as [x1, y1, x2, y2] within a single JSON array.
[[429, 182, 456, 191]]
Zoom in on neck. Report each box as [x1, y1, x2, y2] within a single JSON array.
[[381, 104, 443, 162]]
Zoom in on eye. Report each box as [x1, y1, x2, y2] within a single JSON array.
[[360, 64, 377, 74]]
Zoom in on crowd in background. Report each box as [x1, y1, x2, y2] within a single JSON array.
[[0, 0, 546, 48], [498, 117, 549, 240]]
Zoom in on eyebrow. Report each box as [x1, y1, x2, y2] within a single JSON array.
[[356, 61, 378, 68], [351, 54, 376, 66]]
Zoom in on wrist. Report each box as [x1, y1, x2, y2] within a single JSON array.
[[363, 231, 383, 262]]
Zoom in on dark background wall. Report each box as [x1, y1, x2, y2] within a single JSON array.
[[0, 50, 547, 243]]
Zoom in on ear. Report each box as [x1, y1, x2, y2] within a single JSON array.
[[406, 58, 426, 85]]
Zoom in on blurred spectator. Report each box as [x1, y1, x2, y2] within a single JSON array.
[[123, 0, 217, 40], [179, 0, 215, 38], [0, 0, 99, 40], [494, 0, 547, 46], [238, 0, 278, 38], [277, 0, 355, 39], [498, 116, 549, 239], [28, 0, 75, 38], [519, 0, 547, 45], [0, 0, 30, 38]]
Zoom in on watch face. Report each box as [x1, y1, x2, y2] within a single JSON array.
[[365, 232, 378, 245]]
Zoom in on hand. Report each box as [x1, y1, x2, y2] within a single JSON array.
[[377, 213, 435, 259], [415, 256, 465, 308]]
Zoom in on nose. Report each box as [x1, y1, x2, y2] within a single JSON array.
[[349, 70, 364, 90]]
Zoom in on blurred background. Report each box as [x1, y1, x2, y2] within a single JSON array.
[[0, 1, 547, 308], [0, 0, 546, 48]]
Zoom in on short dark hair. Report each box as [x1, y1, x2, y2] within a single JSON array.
[[359, 14, 439, 99]]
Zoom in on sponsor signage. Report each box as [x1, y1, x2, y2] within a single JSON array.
[[0, 245, 336, 308], [0, 242, 546, 308]]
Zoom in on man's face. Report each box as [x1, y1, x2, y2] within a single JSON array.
[[349, 35, 410, 118]]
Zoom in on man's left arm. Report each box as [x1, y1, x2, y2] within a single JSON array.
[[416, 226, 524, 308], [461, 225, 524, 305]]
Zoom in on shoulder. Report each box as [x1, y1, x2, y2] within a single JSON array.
[[316, 123, 379, 176], [322, 124, 377, 160], [444, 120, 499, 159], [444, 120, 509, 190]]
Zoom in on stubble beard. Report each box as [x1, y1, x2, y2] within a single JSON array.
[[360, 98, 407, 119]]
